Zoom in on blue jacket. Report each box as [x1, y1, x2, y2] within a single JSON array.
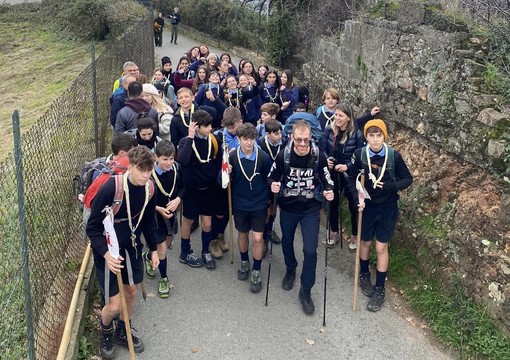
[[279, 86, 299, 124]]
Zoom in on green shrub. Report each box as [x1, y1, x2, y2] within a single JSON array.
[[41, 0, 147, 41]]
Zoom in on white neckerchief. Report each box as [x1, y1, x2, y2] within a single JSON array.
[[236, 147, 259, 190], [180, 104, 194, 128], [322, 106, 335, 127], [264, 137, 280, 161], [152, 164, 176, 199], [123, 171, 151, 248], [192, 134, 212, 163], [264, 86, 279, 102], [366, 143, 388, 189]]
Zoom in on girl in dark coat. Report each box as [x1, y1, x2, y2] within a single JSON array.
[[322, 103, 365, 250]]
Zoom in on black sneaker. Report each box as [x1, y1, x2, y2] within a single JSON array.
[[250, 270, 262, 293], [202, 252, 216, 270], [237, 260, 250, 280], [271, 230, 281, 244], [359, 272, 375, 297], [114, 322, 145, 353], [298, 287, 315, 315], [367, 286, 386, 312], [179, 252, 204, 268], [282, 268, 296, 291], [100, 327, 115, 359]]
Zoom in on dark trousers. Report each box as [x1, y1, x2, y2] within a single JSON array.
[[280, 209, 320, 290], [170, 25, 179, 43], [329, 175, 357, 235], [154, 31, 162, 46]]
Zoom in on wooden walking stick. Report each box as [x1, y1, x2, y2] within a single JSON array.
[[116, 272, 136, 359], [353, 170, 366, 312], [228, 181, 234, 264]]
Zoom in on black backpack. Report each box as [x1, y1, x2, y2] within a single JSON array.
[[298, 85, 310, 111]]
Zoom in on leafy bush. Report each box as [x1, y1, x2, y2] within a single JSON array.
[[40, 0, 147, 41]]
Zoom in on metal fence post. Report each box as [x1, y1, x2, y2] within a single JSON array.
[[12, 110, 35, 360], [91, 44, 99, 158]]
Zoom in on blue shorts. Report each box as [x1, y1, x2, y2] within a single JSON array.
[[361, 203, 399, 243]]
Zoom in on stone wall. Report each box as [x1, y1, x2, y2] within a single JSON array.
[[302, 4, 509, 335]]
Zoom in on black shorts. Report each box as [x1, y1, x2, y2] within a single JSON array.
[[361, 203, 399, 243], [233, 209, 266, 233], [93, 245, 144, 299], [156, 215, 176, 244], [182, 187, 216, 220]]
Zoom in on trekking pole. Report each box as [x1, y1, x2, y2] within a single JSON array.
[[323, 200, 331, 327], [353, 171, 366, 312], [338, 172, 343, 250], [265, 194, 277, 306], [116, 272, 136, 359], [227, 181, 234, 264]]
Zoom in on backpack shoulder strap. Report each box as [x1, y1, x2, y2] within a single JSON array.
[[210, 133, 219, 159], [360, 146, 368, 167], [387, 146, 395, 182], [112, 175, 124, 216]]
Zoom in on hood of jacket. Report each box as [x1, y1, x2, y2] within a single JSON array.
[[124, 98, 152, 114]]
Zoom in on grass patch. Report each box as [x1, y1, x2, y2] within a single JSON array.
[[0, 8, 103, 159], [390, 244, 510, 358]]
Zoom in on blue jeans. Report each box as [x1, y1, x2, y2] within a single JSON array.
[[279, 209, 320, 290]]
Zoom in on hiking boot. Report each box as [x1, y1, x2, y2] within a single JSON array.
[[202, 252, 216, 270], [282, 268, 296, 291], [179, 252, 204, 268], [217, 234, 228, 252], [298, 287, 315, 315], [114, 321, 144, 353], [209, 239, 223, 259], [158, 277, 170, 298], [100, 325, 115, 360], [367, 286, 386, 312], [250, 270, 262, 293], [359, 272, 375, 297], [348, 235, 357, 252], [271, 231, 281, 244], [142, 251, 155, 279], [237, 260, 250, 281]]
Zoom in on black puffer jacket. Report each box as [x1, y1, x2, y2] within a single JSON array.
[[322, 125, 365, 173]]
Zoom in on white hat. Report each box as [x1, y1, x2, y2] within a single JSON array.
[[142, 83, 159, 96]]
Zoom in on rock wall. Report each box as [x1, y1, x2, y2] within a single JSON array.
[[302, 4, 509, 335]]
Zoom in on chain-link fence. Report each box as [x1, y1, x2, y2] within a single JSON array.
[[0, 16, 154, 360]]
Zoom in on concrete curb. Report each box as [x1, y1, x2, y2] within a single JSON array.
[[64, 254, 95, 360]]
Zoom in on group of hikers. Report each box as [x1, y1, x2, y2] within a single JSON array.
[[86, 40, 413, 358]]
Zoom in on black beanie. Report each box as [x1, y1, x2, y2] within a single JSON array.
[[161, 56, 172, 66]]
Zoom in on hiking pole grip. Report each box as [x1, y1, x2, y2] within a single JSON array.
[[353, 171, 365, 312], [116, 272, 136, 359]]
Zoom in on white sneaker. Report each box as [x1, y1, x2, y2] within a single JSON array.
[[327, 232, 339, 248], [349, 235, 357, 251]]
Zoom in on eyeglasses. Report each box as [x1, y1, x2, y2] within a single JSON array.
[[294, 138, 310, 144]]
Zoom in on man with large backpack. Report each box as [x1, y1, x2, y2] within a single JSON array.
[[86, 146, 158, 359], [268, 120, 334, 315]]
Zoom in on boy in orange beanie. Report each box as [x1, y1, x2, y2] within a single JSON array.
[[348, 119, 413, 312]]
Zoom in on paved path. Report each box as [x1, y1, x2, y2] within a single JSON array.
[[119, 29, 457, 360]]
